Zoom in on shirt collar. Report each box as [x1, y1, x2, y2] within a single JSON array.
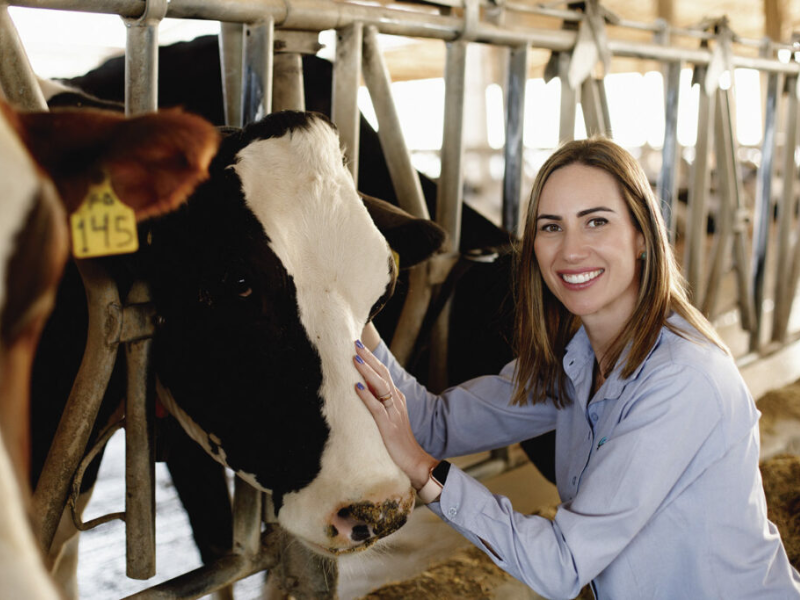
[[563, 315, 674, 400]]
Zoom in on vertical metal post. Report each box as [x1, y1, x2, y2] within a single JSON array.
[[428, 40, 467, 393], [0, 5, 47, 110], [750, 49, 780, 351], [333, 23, 363, 182], [273, 51, 305, 112], [580, 78, 609, 137], [772, 73, 799, 341], [232, 476, 261, 557], [123, 0, 167, 116], [361, 25, 429, 220], [124, 282, 156, 580], [219, 22, 244, 128], [242, 18, 274, 124], [658, 61, 681, 240], [558, 51, 577, 142], [684, 65, 715, 307], [502, 44, 528, 235]]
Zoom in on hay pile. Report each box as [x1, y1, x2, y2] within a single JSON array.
[[357, 545, 519, 600], [760, 454, 800, 569], [758, 379, 800, 436]]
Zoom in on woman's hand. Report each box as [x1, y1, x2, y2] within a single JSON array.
[[353, 340, 438, 490]]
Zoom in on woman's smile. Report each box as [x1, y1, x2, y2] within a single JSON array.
[[559, 268, 604, 286]]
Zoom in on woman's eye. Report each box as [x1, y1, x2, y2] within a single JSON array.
[[588, 217, 608, 228], [540, 223, 560, 233]]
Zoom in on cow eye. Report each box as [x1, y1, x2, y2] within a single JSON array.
[[223, 270, 252, 298], [234, 277, 252, 298]]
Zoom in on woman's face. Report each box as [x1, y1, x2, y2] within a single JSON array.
[[533, 163, 645, 340]]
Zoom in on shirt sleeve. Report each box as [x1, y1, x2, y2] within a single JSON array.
[[373, 340, 557, 459], [429, 362, 732, 599]]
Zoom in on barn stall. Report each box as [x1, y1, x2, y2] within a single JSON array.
[[2, 0, 800, 598]]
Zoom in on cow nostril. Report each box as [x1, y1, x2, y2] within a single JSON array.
[[351, 525, 371, 542]]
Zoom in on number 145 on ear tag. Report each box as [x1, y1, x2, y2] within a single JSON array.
[[70, 177, 138, 259]]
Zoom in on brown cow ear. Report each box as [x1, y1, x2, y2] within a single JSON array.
[[361, 193, 447, 268], [104, 109, 220, 221], [13, 107, 219, 220]]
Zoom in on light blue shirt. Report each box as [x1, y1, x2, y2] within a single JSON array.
[[374, 314, 800, 599]]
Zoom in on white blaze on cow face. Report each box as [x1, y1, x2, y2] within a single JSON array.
[[232, 116, 414, 553]]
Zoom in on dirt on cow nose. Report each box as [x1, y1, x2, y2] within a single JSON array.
[[343, 498, 411, 538], [326, 494, 415, 554]]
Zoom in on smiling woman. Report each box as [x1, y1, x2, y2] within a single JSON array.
[[352, 137, 800, 599]]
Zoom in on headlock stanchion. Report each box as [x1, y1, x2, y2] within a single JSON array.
[[3, 1, 800, 597]]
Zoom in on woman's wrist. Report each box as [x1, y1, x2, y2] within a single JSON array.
[[411, 456, 440, 491]]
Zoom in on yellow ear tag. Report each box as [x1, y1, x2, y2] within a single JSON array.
[[391, 249, 400, 272], [70, 176, 138, 259]]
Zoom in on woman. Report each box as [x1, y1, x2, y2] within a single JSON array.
[[353, 138, 800, 599]]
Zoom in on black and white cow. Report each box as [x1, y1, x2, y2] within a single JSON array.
[[31, 109, 446, 572]]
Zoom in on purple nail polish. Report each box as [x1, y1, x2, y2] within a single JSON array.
[[357, 382, 365, 390], [355, 355, 365, 364], [355, 339, 365, 349]]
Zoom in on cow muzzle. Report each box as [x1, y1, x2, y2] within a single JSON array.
[[321, 492, 415, 555]]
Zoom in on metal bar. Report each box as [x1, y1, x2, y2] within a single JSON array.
[[558, 51, 577, 142], [750, 66, 781, 351], [9, 1, 800, 77], [658, 61, 681, 240], [0, 5, 47, 109], [242, 18, 274, 124], [122, 0, 167, 116], [361, 25, 429, 220], [219, 22, 245, 128], [389, 264, 434, 365], [122, 535, 280, 600], [232, 477, 261, 557], [580, 77, 609, 137], [32, 260, 122, 552], [502, 43, 528, 235], [684, 68, 714, 307], [124, 282, 156, 580], [771, 74, 799, 341], [273, 49, 305, 111], [702, 89, 737, 318], [332, 22, 363, 182], [428, 39, 467, 393]]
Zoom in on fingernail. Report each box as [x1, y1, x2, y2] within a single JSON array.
[[355, 339, 365, 349], [355, 355, 365, 364], [356, 382, 365, 390]]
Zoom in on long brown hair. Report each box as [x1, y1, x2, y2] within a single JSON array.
[[512, 138, 727, 407]]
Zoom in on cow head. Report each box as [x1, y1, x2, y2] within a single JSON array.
[[140, 111, 445, 555]]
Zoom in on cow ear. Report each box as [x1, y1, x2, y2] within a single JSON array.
[[13, 107, 219, 221], [361, 194, 447, 268]]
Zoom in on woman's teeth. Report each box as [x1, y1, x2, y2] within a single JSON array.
[[562, 269, 603, 284]]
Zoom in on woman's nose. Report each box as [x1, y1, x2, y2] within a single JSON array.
[[561, 230, 589, 262]]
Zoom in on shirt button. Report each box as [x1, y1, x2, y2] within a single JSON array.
[[590, 413, 598, 423], [448, 507, 458, 518]]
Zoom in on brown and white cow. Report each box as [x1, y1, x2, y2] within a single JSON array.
[[31, 109, 445, 570], [0, 99, 219, 598]]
